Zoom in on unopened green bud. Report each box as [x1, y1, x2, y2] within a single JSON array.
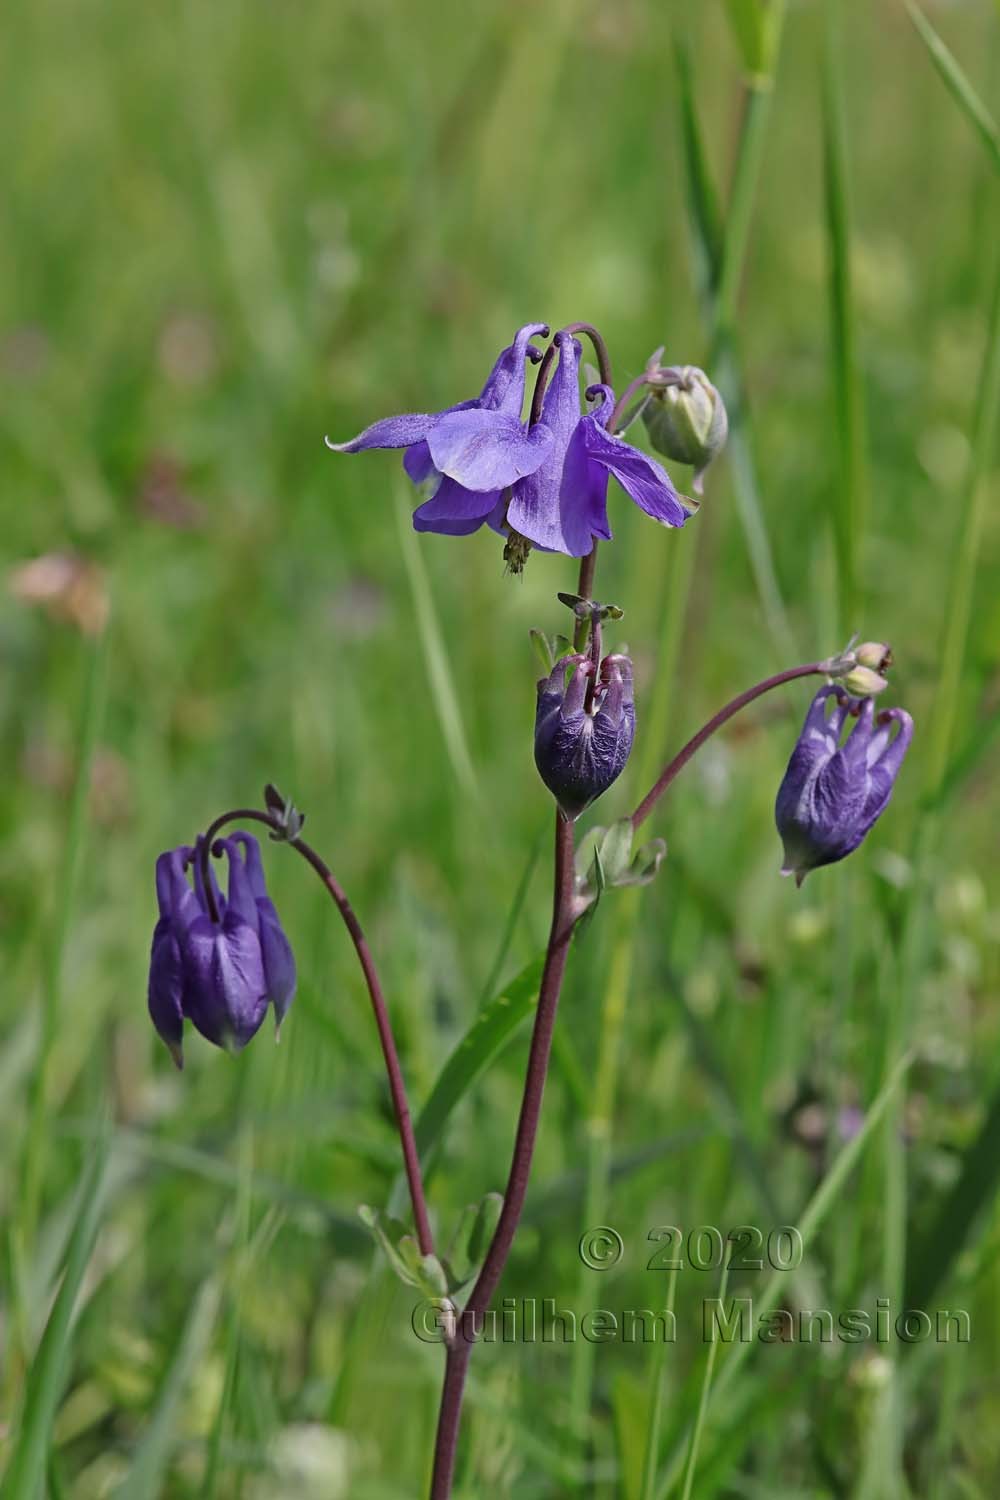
[[840, 665, 890, 697], [642, 365, 728, 495], [855, 642, 893, 672]]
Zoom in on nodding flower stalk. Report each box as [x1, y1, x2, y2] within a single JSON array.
[[148, 793, 435, 1260]]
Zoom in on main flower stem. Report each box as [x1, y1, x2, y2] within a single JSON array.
[[428, 549, 596, 1497], [198, 807, 435, 1259], [429, 811, 576, 1499], [630, 662, 825, 830]]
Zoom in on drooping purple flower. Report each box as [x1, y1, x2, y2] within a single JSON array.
[[534, 652, 635, 820], [148, 833, 296, 1066], [326, 323, 553, 536], [775, 687, 913, 886], [507, 332, 690, 557]]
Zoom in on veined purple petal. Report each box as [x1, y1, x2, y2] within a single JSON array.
[[403, 441, 437, 484], [181, 911, 268, 1052], [507, 333, 586, 555], [427, 409, 552, 491], [561, 424, 613, 553], [148, 917, 185, 1067], [583, 421, 688, 529], [325, 413, 436, 454], [413, 477, 501, 535]]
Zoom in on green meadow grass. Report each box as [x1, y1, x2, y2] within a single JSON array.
[[2, 1, 1000, 1495]]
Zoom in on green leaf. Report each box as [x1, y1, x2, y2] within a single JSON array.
[[414, 956, 544, 1165], [617, 837, 667, 889], [0, 1144, 108, 1500], [386, 955, 545, 1221], [904, 0, 1000, 175], [358, 1205, 423, 1288], [598, 818, 634, 886], [529, 628, 556, 674], [444, 1192, 505, 1291]]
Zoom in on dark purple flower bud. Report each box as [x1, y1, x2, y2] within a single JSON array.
[[775, 687, 913, 886], [534, 653, 635, 821], [148, 833, 296, 1067]]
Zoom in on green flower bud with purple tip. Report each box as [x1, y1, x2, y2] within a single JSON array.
[[148, 831, 296, 1067], [534, 652, 635, 821], [775, 686, 913, 886]]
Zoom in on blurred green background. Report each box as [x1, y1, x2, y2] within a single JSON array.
[[3, 0, 1000, 1495]]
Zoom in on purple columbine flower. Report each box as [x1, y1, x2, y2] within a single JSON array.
[[775, 686, 913, 886], [148, 833, 296, 1067], [507, 332, 689, 557], [326, 323, 553, 536], [326, 326, 689, 558], [534, 652, 635, 820]]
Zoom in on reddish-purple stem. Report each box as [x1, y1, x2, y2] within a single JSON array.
[[199, 807, 435, 1259], [429, 811, 576, 1499], [630, 663, 825, 830]]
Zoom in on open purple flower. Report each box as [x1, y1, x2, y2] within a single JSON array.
[[326, 325, 690, 557], [775, 686, 913, 886], [535, 652, 635, 820], [326, 323, 553, 536], [148, 833, 296, 1066], [507, 332, 689, 557]]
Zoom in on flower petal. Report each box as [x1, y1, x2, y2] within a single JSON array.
[[148, 918, 185, 1067], [403, 441, 437, 484], [506, 333, 586, 554], [583, 421, 688, 528], [413, 478, 501, 535], [181, 913, 268, 1052], [325, 413, 436, 453], [427, 409, 552, 491]]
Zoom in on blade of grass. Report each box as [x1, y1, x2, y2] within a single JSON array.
[[679, 1256, 732, 1500], [674, 34, 724, 310], [386, 954, 545, 1217], [925, 251, 1000, 795], [903, 0, 1000, 175], [112, 1274, 222, 1500], [655, 1051, 914, 1498], [16, 627, 108, 1251], [0, 1142, 109, 1500], [906, 1071, 1000, 1310], [639, 1264, 680, 1500], [394, 482, 479, 803], [822, 0, 868, 634]]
